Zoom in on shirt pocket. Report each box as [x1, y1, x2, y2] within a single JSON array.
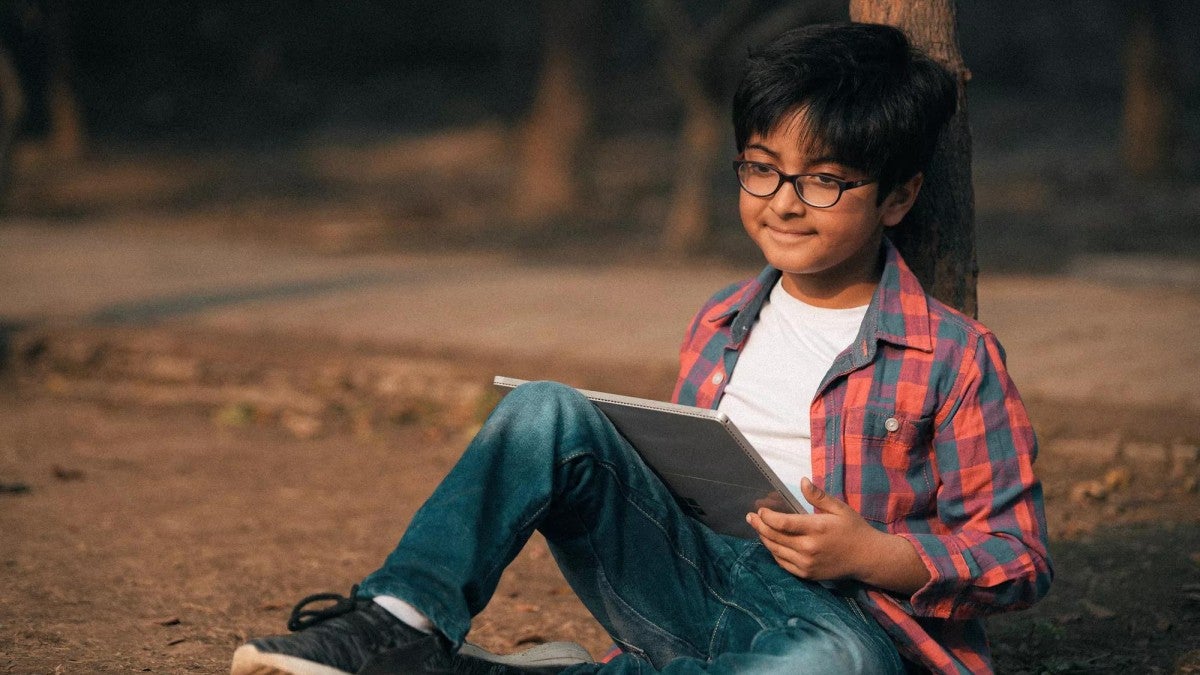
[[842, 408, 936, 524]]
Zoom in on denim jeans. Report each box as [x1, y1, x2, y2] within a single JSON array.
[[359, 381, 903, 674]]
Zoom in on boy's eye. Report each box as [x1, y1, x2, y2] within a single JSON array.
[[746, 162, 776, 176], [811, 174, 841, 186]]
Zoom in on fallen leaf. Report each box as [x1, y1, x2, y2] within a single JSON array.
[[214, 402, 256, 427], [1102, 466, 1133, 491], [1080, 599, 1117, 619], [1070, 480, 1107, 503]]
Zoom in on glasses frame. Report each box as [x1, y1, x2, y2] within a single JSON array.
[[732, 160, 875, 208]]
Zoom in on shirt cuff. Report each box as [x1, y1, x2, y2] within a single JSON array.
[[895, 532, 978, 618]]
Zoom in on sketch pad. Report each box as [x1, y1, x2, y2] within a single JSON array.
[[493, 376, 805, 539]]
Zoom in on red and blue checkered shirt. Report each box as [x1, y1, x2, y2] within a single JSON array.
[[672, 241, 1053, 674]]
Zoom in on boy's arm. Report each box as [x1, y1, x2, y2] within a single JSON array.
[[749, 332, 1053, 618], [891, 331, 1054, 618]]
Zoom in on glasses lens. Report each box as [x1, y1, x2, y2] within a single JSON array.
[[796, 175, 841, 208], [736, 162, 781, 197]]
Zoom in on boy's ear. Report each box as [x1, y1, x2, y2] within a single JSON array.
[[879, 173, 923, 228]]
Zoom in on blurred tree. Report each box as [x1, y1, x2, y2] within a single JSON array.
[[0, 44, 23, 206], [0, 0, 83, 159], [511, 0, 598, 225], [850, 0, 977, 317], [40, 0, 80, 157], [1121, 4, 1176, 178], [643, 0, 841, 255]]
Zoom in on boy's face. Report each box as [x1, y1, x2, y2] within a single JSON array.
[[737, 112, 920, 308]]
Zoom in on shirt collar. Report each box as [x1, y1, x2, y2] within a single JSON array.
[[707, 238, 934, 354]]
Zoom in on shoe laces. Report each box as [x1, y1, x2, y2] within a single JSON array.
[[287, 584, 362, 632]]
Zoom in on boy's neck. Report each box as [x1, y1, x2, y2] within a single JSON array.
[[777, 243, 886, 309], [779, 274, 878, 309]]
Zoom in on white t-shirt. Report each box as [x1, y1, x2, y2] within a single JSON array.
[[717, 279, 868, 512]]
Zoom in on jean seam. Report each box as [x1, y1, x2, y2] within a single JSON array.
[[478, 499, 552, 593], [558, 446, 769, 653], [706, 604, 729, 658]]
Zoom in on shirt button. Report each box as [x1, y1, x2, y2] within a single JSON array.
[[711, 372, 724, 385], [884, 417, 900, 432]]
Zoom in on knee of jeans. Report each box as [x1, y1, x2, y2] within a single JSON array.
[[500, 381, 590, 418], [487, 381, 594, 444], [749, 615, 896, 675]]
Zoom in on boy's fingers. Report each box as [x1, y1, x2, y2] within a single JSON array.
[[754, 507, 812, 535]]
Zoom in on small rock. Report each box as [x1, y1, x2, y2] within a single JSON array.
[[281, 411, 323, 440], [51, 464, 85, 481], [147, 355, 201, 382], [0, 481, 31, 495]]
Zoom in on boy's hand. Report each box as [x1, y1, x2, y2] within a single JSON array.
[[745, 477, 930, 595]]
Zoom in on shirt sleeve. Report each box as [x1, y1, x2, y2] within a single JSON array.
[[895, 332, 1054, 619]]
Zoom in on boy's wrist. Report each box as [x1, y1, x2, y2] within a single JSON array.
[[854, 530, 931, 597]]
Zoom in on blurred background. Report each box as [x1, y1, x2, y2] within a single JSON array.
[[3, 5, 1199, 672], [1, 0, 1198, 276]]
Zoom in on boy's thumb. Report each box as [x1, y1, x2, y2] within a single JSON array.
[[801, 477, 833, 511]]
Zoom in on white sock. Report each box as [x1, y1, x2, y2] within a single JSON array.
[[373, 595, 435, 634]]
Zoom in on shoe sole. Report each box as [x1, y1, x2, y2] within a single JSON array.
[[458, 641, 594, 668], [230, 644, 353, 675]]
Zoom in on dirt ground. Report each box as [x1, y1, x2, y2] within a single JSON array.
[[1, 338, 1198, 675]]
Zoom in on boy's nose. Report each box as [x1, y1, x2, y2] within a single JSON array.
[[769, 181, 807, 216]]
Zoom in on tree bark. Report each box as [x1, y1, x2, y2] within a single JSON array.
[[849, 0, 977, 317], [44, 0, 84, 158], [662, 101, 724, 254], [0, 45, 25, 207], [511, 0, 594, 224], [1121, 7, 1173, 178]]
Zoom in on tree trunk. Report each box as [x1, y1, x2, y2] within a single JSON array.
[[511, 0, 594, 224], [849, 0, 977, 317], [0, 45, 25, 207], [44, 0, 84, 158], [662, 99, 723, 255], [1121, 8, 1173, 178]]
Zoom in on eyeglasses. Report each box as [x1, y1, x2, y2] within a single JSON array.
[[732, 160, 875, 208]]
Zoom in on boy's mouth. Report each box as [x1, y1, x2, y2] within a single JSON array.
[[763, 223, 816, 239]]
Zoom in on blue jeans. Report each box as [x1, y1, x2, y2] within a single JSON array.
[[359, 381, 903, 674]]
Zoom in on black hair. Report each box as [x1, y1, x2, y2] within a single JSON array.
[[732, 22, 958, 199]]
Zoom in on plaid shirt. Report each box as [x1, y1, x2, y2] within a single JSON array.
[[672, 241, 1053, 674]]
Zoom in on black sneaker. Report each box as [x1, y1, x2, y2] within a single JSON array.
[[231, 586, 449, 675]]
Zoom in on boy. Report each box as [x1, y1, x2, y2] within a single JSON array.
[[232, 22, 1051, 675]]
